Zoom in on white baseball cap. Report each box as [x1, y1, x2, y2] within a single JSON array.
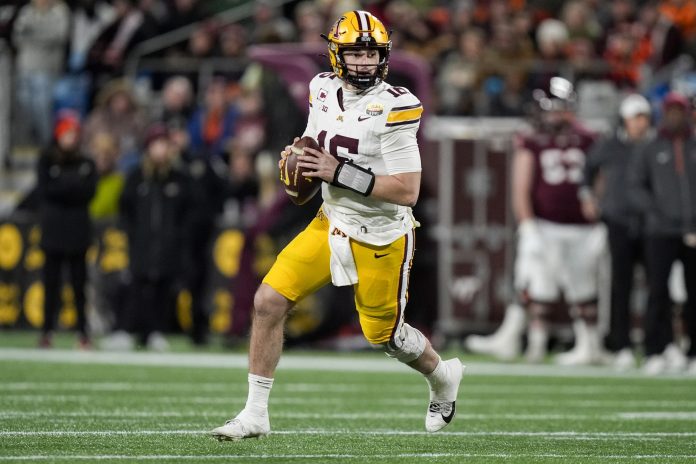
[[620, 94, 651, 119]]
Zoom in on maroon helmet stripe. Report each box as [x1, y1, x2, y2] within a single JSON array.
[[353, 10, 365, 30]]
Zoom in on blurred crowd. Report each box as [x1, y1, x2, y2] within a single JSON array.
[[1, 0, 696, 163], [0, 0, 695, 359]]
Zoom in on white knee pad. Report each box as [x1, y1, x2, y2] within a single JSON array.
[[377, 323, 426, 363]]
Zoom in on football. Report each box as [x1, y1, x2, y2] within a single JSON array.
[[280, 136, 322, 205]]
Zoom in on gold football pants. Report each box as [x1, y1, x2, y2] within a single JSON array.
[[263, 209, 415, 344]]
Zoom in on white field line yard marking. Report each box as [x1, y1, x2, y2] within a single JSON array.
[[6, 381, 681, 396], [617, 412, 696, 419], [2, 430, 696, 438], [2, 348, 695, 379], [2, 454, 696, 461], [3, 411, 696, 421], [4, 394, 696, 409], [0, 377, 696, 397], [0, 381, 696, 398]]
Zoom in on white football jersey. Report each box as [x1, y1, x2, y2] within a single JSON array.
[[303, 72, 423, 246]]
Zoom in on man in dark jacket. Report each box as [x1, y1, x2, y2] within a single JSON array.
[[37, 111, 97, 348], [629, 92, 696, 375], [119, 124, 192, 350], [169, 116, 228, 346], [580, 94, 655, 370]]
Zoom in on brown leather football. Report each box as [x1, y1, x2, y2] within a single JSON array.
[[280, 136, 322, 205]]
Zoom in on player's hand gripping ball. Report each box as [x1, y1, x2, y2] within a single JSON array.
[[280, 136, 322, 205]]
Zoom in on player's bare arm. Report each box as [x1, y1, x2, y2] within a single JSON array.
[[511, 147, 535, 223]]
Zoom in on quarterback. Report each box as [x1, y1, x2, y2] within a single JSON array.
[[212, 10, 464, 440]]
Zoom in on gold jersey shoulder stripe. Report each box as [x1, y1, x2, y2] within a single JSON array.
[[386, 104, 423, 125]]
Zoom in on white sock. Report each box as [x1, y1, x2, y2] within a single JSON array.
[[424, 357, 446, 396], [244, 373, 274, 415]]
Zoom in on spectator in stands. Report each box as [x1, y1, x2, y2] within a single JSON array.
[[67, 0, 115, 74], [250, 0, 296, 44], [86, 0, 159, 83], [86, 131, 128, 336], [216, 24, 249, 84], [171, 116, 227, 346], [117, 123, 192, 351], [383, 1, 444, 62], [218, 23, 248, 60], [161, 0, 206, 33], [152, 75, 194, 125], [0, 2, 20, 170], [596, 0, 636, 51], [562, 0, 602, 46], [529, 19, 569, 91], [603, 27, 646, 89], [188, 77, 239, 159], [88, 132, 124, 221], [436, 28, 485, 115], [12, 0, 70, 147], [636, 1, 684, 73], [82, 79, 148, 171], [479, 20, 534, 116], [581, 94, 655, 371], [628, 92, 696, 375], [36, 111, 97, 349], [60, 0, 115, 117], [659, 0, 696, 45], [294, 1, 325, 44], [187, 20, 218, 58]]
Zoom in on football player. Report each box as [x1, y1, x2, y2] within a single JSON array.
[[466, 77, 607, 365], [212, 11, 464, 440]]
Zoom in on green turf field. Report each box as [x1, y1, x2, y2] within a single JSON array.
[[1, 333, 696, 463]]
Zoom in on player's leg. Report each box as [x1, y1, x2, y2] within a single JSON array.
[[39, 251, 62, 348], [212, 210, 332, 440], [520, 221, 563, 362], [352, 229, 464, 433], [556, 224, 607, 366]]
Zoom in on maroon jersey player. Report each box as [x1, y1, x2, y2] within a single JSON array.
[[467, 77, 607, 365]]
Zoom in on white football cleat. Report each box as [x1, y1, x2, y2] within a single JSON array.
[[211, 411, 270, 441], [425, 358, 465, 433], [687, 359, 696, 376], [613, 348, 637, 371], [663, 344, 688, 372], [555, 320, 606, 366], [642, 355, 667, 376], [99, 331, 134, 351], [146, 332, 170, 352]]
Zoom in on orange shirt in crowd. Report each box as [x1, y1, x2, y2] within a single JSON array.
[[660, 0, 696, 40]]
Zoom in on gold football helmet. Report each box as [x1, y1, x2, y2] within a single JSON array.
[[322, 11, 391, 90]]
